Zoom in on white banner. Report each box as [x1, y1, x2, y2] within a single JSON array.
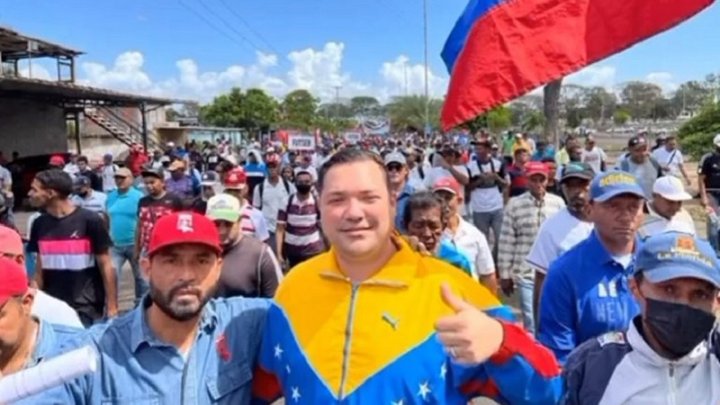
[[360, 118, 391, 135], [343, 132, 362, 144], [288, 134, 316, 151]]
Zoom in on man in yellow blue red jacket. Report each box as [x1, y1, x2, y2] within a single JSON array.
[[252, 148, 562, 404]]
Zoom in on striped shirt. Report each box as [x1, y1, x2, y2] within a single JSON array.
[[277, 193, 325, 257], [239, 202, 270, 242], [498, 192, 565, 281]]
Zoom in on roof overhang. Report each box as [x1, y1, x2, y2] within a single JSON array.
[[0, 26, 82, 60]]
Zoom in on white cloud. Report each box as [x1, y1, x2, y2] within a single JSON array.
[[17, 62, 52, 80], [565, 65, 617, 89], [645, 72, 677, 94], [77, 42, 448, 104]]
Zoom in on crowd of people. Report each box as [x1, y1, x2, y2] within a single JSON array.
[[0, 129, 718, 404]]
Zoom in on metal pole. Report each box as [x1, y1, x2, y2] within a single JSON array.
[[403, 60, 409, 96], [140, 102, 148, 152], [74, 111, 82, 154], [423, 0, 430, 134]]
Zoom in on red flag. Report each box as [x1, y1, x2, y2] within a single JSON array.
[[441, 0, 714, 130]]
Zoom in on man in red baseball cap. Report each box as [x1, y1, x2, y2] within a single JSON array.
[[223, 167, 270, 244], [0, 257, 83, 400], [63, 212, 270, 403]]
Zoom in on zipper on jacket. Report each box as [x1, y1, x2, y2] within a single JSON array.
[[668, 363, 677, 405], [338, 284, 360, 399]]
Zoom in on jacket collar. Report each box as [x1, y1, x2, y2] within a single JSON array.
[[319, 234, 418, 288], [627, 317, 708, 368], [584, 230, 640, 268]]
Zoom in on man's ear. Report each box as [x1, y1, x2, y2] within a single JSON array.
[[140, 257, 151, 279]]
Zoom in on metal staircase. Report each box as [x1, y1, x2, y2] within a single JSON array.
[[84, 107, 161, 151]]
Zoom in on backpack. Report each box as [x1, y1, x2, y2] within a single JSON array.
[[620, 155, 662, 178], [257, 178, 291, 209]]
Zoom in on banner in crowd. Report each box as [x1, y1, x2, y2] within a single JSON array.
[[343, 132, 362, 144], [360, 118, 391, 136], [288, 133, 316, 151]]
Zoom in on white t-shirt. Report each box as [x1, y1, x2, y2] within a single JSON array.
[[408, 164, 430, 192], [638, 203, 696, 239], [443, 216, 495, 280], [467, 158, 505, 213], [252, 178, 295, 233], [70, 191, 108, 214], [101, 164, 119, 192], [526, 207, 594, 274], [581, 146, 607, 175], [651, 147, 685, 177], [424, 166, 469, 195], [32, 289, 84, 329]]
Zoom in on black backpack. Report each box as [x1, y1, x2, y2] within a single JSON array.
[[257, 178, 291, 209]]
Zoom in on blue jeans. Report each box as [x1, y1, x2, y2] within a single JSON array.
[[517, 278, 535, 336], [473, 209, 504, 262], [110, 245, 147, 306]]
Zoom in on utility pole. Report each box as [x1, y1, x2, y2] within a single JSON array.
[[403, 60, 409, 97], [423, 0, 430, 135], [334, 85, 342, 119]]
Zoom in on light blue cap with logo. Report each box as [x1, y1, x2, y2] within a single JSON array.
[[634, 232, 720, 288], [590, 170, 645, 202]]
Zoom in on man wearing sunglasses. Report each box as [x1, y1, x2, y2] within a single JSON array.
[[385, 152, 415, 233]]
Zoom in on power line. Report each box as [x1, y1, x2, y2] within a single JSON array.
[[177, 0, 256, 54], [195, 0, 266, 53], [217, 0, 282, 56]]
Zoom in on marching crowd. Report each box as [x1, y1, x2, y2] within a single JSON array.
[[0, 129, 719, 404]]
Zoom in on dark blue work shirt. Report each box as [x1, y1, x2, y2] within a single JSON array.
[[537, 231, 640, 365], [64, 296, 270, 404]]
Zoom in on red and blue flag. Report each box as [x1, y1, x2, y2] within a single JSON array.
[[440, 0, 715, 130]]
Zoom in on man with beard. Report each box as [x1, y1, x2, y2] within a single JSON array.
[[65, 212, 270, 404], [0, 257, 84, 404], [562, 232, 720, 405], [527, 162, 595, 322], [206, 194, 283, 298]]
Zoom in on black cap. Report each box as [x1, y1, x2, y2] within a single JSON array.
[[141, 166, 164, 179], [73, 175, 91, 188], [628, 136, 647, 148], [561, 162, 595, 182]]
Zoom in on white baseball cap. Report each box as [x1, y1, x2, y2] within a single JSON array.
[[652, 176, 692, 201], [206, 194, 241, 223], [714, 134, 720, 147]]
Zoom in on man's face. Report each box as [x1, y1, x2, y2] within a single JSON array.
[[225, 187, 246, 202], [527, 173, 548, 195], [561, 178, 591, 214], [171, 169, 184, 180], [515, 151, 529, 165], [652, 194, 682, 219], [568, 147, 583, 162], [248, 153, 258, 164], [630, 145, 648, 162], [319, 161, 394, 260], [632, 276, 718, 316], [590, 195, 644, 245], [213, 220, 240, 247], [407, 206, 445, 253], [386, 163, 407, 187], [143, 244, 221, 322], [0, 294, 33, 360], [434, 190, 460, 217], [475, 144, 490, 159], [28, 179, 52, 208], [143, 176, 164, 196], [201, 185, 216, 200], [103, 156, 112, 165], [114, 175, 133, 191], [666, 138, 677, 150], [586, 140, 595, 150], [267, 163, 280, 178], [77, 160, 87, 171]]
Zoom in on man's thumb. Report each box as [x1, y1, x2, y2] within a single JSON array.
[[440, 283, 470, 312]]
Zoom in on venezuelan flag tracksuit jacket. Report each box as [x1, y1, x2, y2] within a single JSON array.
[[252, 237, 562, 404]]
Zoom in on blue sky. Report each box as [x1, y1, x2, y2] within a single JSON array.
[[1, 0, 718, 102]]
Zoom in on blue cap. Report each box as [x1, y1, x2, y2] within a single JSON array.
[[634, 232, 720, 287], [590, 171, 645, 202]]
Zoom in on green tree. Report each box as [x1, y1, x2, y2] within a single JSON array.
[[317, 103, 354, 119], [242, 89, 279, 132], [199, 88, 278, 133], [671, 80, 714, 115], [613, 109, 631, 126], [584, 87, 616, 123], [677, 103, 720, 159], [485, 106, 512, 133], [200, 88, 244, 127], [620, 81, 664, 119], [281, 89, 318, 130], [350, 96, 381, 116], [386, 95, 442, 132], [522, 110, 545, 132]]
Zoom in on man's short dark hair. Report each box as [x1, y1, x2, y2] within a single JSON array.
[[403, 191, 449, 228], [35, 169, 73, 198], [317, 148, 390, 193], [76, 155, 89, 164]]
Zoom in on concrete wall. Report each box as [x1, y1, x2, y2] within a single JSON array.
[[0, 98, 67, 156]]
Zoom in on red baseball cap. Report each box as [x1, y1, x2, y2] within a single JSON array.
[[49, 154, 65, 166], [147, 212, 222, 257], [0, 225, 23, 256], [525, 162, 549, 178], [223, 167, 247, 190], [432, 176, 462, 195], [0, 257, 28, 306]]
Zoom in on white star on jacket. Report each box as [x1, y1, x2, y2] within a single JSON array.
[[418, 381, 432, 400], [291, 386, 301, 402], [391, 399, 404, 405], [274, 344, 283, 359], [440, 363, 447, 380]]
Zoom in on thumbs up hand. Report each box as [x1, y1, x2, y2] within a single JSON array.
[[435, 283, 504, 365]]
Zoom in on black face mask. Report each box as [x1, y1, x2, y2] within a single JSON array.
[[296, 184, 312, 194], [644, 298, 716, 359]]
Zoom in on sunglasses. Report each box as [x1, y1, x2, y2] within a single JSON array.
[[387, 164, 404, 172]]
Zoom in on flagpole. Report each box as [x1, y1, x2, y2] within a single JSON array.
[[423, 0, 430, 136]]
